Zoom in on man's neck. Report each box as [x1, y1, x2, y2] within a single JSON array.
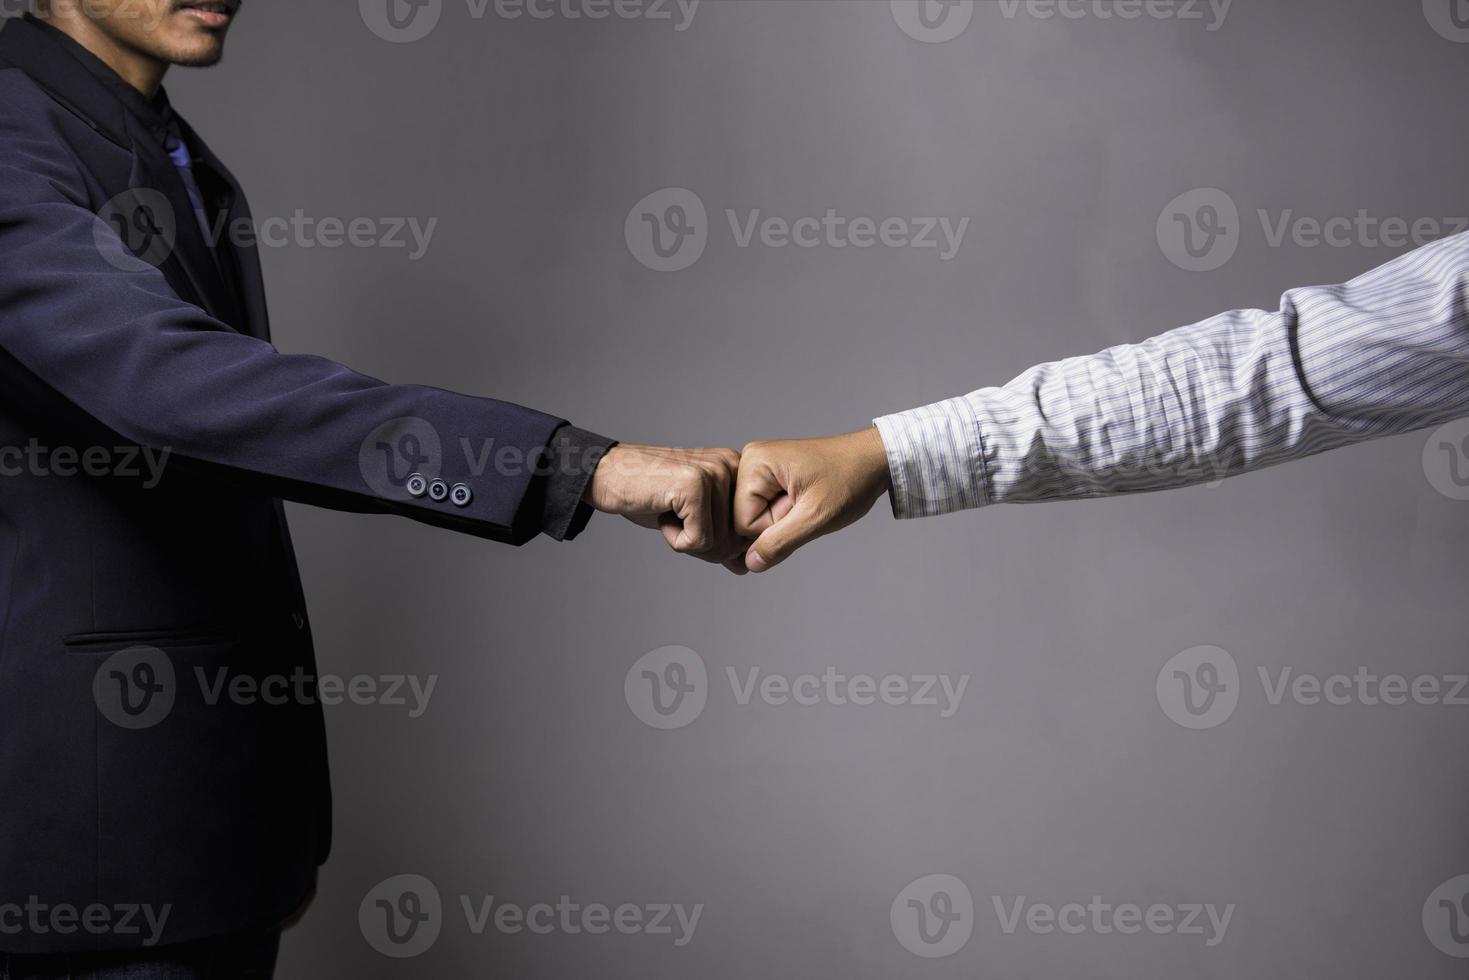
[[37, 14, 167, 97]]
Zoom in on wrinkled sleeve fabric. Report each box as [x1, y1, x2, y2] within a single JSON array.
[[874, 232, 1469, 518], [539, 425, 617, 541], [0, 79, 582, 545]]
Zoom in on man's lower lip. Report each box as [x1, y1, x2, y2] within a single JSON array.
[[180, 8, 231, 27]]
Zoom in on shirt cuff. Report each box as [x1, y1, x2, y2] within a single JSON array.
[[540, 425, 617, 542], [873, 396, 991, 519]]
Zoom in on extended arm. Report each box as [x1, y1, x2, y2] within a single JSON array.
[[0, 79, 745, 561], [736, 232, 1469, 570]]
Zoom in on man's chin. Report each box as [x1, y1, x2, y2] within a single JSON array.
[[165, 43, 228, 68]]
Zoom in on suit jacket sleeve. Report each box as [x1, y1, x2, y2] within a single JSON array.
[[0, 83, 575, 546]]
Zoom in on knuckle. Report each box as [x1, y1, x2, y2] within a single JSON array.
[[679, 470, 706, 498]]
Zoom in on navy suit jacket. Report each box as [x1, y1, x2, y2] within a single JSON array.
[[0, 14, 579, 953]]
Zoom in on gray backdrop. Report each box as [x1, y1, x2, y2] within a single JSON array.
[[81, 0, 1469, 975]]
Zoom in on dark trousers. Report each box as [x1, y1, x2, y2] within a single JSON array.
[[0, 929, 280, 980]]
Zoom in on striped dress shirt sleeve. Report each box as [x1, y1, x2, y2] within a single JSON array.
[[872, 230, 1469, 518]]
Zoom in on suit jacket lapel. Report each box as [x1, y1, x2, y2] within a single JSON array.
[[179, 119, 273, 343], [126, 124, 246, 327]]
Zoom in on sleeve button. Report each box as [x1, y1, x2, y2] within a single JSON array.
[[405, 473, 428, 498], [428, 479, 450, 503], [450, 483, 473, 507]]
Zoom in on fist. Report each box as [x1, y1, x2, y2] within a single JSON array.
[[585, 444, 750, 572], [734, 428, 892, 573]]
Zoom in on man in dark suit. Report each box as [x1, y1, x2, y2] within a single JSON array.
[[0, 3, 748, 975]]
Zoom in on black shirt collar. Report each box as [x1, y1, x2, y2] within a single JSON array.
[[22, 13, 177, 147]]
